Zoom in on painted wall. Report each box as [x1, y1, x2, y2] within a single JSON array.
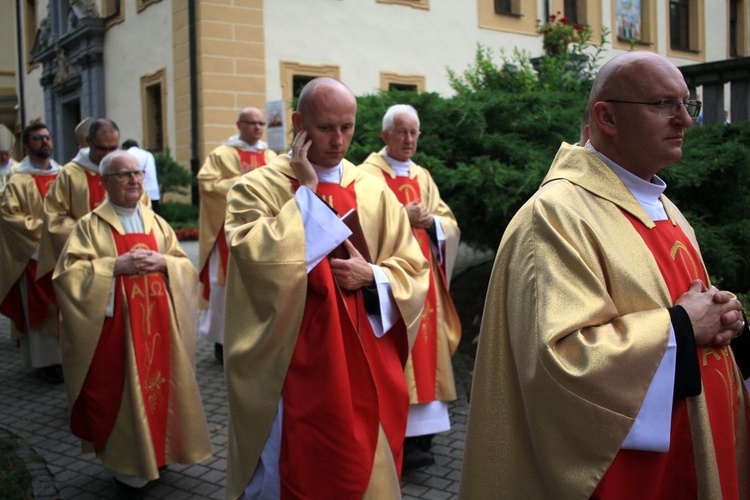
[[103, 0, 176, 152], [19, 1, 45, 128], [264, 1, 739, 100], [262, 0, 547, 100]]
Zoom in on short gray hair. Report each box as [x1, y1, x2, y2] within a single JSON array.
[[99, 150, 134, 175], [382, 104, 420, 132]]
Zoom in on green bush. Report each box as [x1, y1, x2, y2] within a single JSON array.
[[351, 89, 586, 251], [660, 121, 750, 295], [159, 201, 198, 225], [155, 149, 194, 197]]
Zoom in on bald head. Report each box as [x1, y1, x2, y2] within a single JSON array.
[[292, 77, 357, 168], [589, 52, 676, 109], [236, 107, 266, 144], [587, 52, 692, 179], [296, 78, 356, 117]]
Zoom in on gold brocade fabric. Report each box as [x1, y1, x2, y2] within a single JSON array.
[[222, 156, 429, 499], [52, 201, 212, 479], [0, 172, 48, 306], [360, 152, 462, 403], [38, 161, 150, 278], [0, 170, 58, 338], [0, 159, 19, 193], [459, 143, 750, 499], [196, 145, 276, 288]]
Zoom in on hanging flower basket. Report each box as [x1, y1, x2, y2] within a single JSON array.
[[536, 12, 592, 56]]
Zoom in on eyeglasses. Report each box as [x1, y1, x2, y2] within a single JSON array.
[[31, 134, 53, 142], [603, 99, 702, 119], [394, 129, 420, 138], [89, 140, 119, 153], [104, 170, 145, 180], [239, 120, 266, 127]]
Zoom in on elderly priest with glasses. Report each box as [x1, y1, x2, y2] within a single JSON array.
[[460, 51, 750, 499], [37, 118, 150, 280], [52, 151, 212, 494]]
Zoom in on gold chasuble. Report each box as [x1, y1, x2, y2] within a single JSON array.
[[459, 143, 750, 499], [197, 145, 276, 299], [0, 167, 59, 340], [360, 152, 461, 404], [223, 155, 428, 499], [53, 201, 212, 480]]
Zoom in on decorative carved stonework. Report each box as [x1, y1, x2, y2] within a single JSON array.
[[52, 43, 77, 85], [68, 0, 99, 30]]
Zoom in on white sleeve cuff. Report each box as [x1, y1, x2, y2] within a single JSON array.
[[367, 265, 398, 338], [621, 327, 677, 452]]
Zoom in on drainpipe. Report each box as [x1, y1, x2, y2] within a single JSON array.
[[15, 0, 26, 127], [189, 0, 200, 206]]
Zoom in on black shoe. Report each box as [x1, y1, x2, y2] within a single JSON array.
[[39, 364, 64, 385], [415, 433, 434, 452], [214, 343, 224, 364], [402, 448, 435, 471], [114, 478, 145, 499]]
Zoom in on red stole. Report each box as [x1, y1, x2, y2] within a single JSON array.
[[71, 229, 171, 466], [384, 174, 439, 402], [199, 150, 267, 297], [279, 179, 409, 498], [0, 173, 59, 332], [33, 173, 57, 198], [237, 150, 267, 174], [84, 169, 107, 212], [593, 212, 741, 499]]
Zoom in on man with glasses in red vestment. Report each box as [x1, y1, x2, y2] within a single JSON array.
[[461, 51, 750, 499], [197, 107, 276, 363], [360, 104, 462, 470], [53, 151, 212, 495], [0, 123, 63, 384]]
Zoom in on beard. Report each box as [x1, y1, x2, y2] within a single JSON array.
[[30, 146, 52, 159]]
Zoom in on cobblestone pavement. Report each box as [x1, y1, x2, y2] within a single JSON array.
[[0, 242, 478, 499]]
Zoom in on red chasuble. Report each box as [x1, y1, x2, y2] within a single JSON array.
[[70, 230, 172, 466], [279, 180, 409, 498], [84, 170, 107, 212], [593, 212, 742, 499], [0, 173, 59, 331], [384, 175, 439, 402], [199, 150, 267, 300]]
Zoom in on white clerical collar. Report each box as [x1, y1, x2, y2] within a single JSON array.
[[72, 147, 100, 173], [383, 149, 411, 177], [585, 143, 668, 221], [17, 157, 61, 175], [312, 162, 342, 184], [111, 202, 144, 233], [224, 135, 268, 151]]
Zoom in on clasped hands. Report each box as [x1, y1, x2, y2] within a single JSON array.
[[676, 280, 746, 346], [114, 248, 167, 276], [405, 201, 434, 229]]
